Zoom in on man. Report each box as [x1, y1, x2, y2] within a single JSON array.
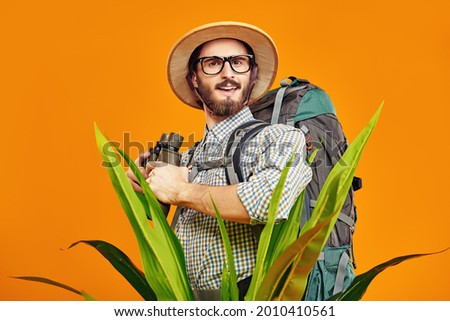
[[127, 21, 312, 300]]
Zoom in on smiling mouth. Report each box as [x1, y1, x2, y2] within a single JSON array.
[[216, 86, 240, 98], [216, 81, 241, 94], [218, 86, 238, 91]]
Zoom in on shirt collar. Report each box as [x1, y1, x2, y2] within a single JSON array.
[[203, 107, 255, 144]]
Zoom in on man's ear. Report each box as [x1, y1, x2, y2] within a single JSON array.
[[191, 72, 199, 88], [185, 72, 198, 91], [185, 72, 204, 108]]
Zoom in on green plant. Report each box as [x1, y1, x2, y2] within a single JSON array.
[[14, 103, 448, 300]]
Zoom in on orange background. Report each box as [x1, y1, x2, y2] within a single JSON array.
[[1, 0, 449, 300]]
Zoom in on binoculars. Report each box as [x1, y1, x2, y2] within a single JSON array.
[[141, 132, 184, 217]]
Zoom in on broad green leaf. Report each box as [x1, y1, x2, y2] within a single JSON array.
[[254, 203, 336, 300], [95, 123, 192, 300], [270, 144, 314, 257], [278, 176, 342, 300], [278, 104, 383, 300], [111, 141, 162, 219], [115, 144, 190, 296], [256, 171, 341, 300], [136, 191, 152, 220], [301, 103, 383, 234], [245, 154, 293, 300], [255, 104, 383, 300], [211, 197, 239, 301], [247, 127, 323, 300], [254, 192, 305, 298], [13, 276, 95, 300], [220, 263, 232, 301], [254, 193, 305, 300], [329, 248, 450, 301], [68, 240, 156, 301], [95, 125, 173, 299], [269, 189, 305, 263]]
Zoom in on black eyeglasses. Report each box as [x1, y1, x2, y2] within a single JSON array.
[[193, 54, 254, 75]]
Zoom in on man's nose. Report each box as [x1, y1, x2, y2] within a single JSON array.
[[220, 61, 235, 78]]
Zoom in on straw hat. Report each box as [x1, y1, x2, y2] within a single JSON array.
[[167, 21, 278, 109]]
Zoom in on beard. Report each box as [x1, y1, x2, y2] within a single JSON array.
[[196, 79, 250, 117]]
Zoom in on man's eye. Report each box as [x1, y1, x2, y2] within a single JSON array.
[[233, 56, 247, 64], [206, 58, 222, 67]]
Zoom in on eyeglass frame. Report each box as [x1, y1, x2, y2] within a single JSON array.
[[192, 54, 254, 75]]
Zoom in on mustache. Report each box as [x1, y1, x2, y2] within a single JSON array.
[[215, 79, 241, 89]]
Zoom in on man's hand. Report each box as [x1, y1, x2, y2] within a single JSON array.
[[128, 154, 250, 224], [146, 163, 189, 205], [126, 152, 152, 194]]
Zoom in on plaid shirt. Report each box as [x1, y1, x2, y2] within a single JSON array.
[[176, 107, 312, 290]]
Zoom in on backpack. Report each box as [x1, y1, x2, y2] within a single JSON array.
[[224, 76, 362, 300]]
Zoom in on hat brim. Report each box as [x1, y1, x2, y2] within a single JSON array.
[[167, 21, 278, 109]]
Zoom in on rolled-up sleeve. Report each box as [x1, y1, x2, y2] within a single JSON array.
[[236, 124, 312, 224]]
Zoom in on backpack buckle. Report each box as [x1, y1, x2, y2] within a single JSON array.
[[300, 125, 313, 150]]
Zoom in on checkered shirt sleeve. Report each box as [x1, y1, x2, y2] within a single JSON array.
[[237, 124, 312, 223]]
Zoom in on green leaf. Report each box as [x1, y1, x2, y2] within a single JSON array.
[[220, 262, 232, 301], [115, 146, 188, 269], [80, 291, 96, 301], [245, 153, 294, 300], [254, 204, 336, 300], [12, 276, 95, 300], [270, 189, 305, 263], [211, 196, 239, 301], [136, 191, 152, 220], [273, 146, 314, 254], [277, 177, 342, 300], [329, 248, 450, 300], [287, 104, 382, 300], [255, 193, 305, 299], [94, 123, 192, 300], [256, 171, 342, 300], [301, 103, 383, 235], [256, 103, 383, 300], [307, 148, 319, 165], [68, 240, 157, 301], [114, 143, 192, 299]]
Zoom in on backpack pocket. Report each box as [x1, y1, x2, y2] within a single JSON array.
[[303, 245, 355, 301]]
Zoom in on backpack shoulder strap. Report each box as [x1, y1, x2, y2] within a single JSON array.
[[271, 77, 312, 125], [224, 119, 270, 185], [171, 120, 269, 230]]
